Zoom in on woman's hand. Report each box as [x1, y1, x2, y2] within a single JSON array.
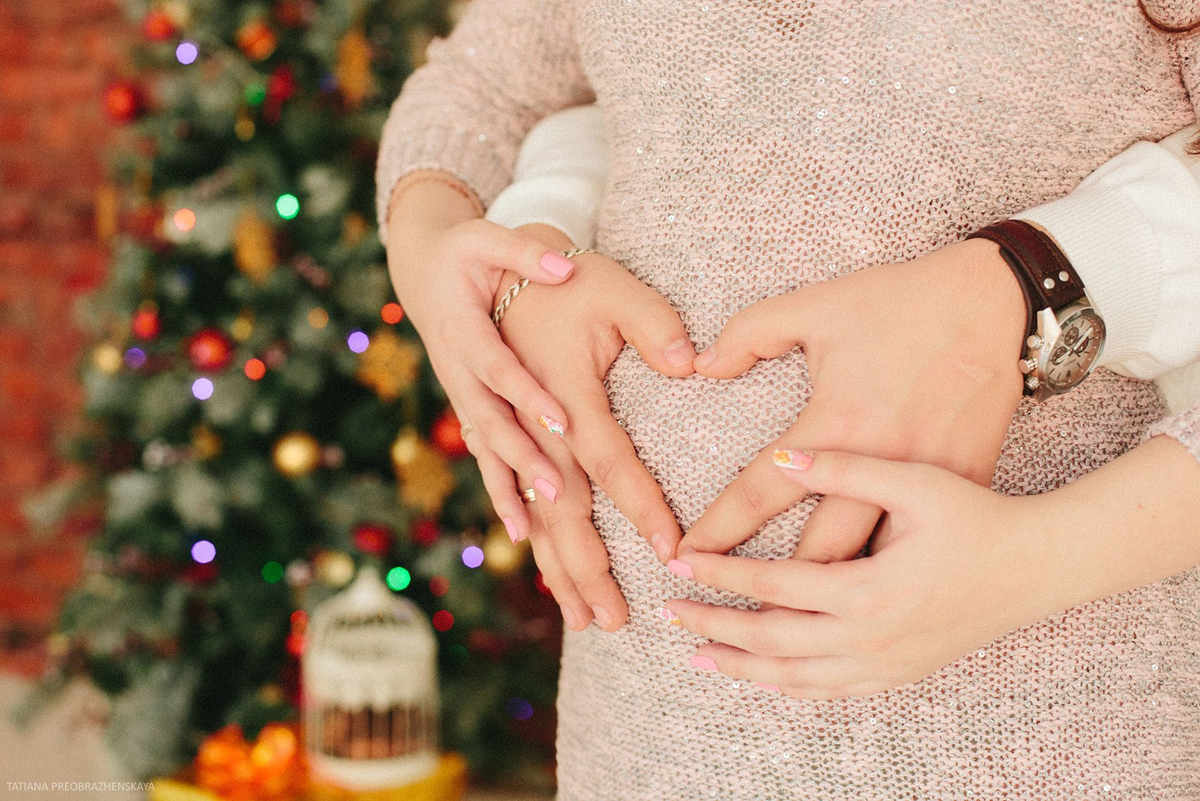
[[386, 175, 586, 543], [662, 449, 1071, 700], [495, 233, 698, 632], [679, 238, 1028, 563]]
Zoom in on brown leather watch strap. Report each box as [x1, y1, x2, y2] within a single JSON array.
[[967, 219, 1086, 338]]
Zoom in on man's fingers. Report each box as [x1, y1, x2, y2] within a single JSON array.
[[662, 601, 845, 658], [561, 372, 683, 563], [525, 522, 593, 632], [694, 290, 822, 378], [668, 552, 858, 613], [792, 496, 882, 563], [608, 275, 697, 377], [690, 643, 856, 691], [449, 218, 578, 285], [773, 449, 925, 512]]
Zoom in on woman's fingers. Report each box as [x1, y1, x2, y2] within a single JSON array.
[[669, 552, 858, 613], [694, 290, 822, 378], [691, 643, 858, 691], [458, 376, 565, 499], [456, 314, 570, 435], [607, 274, 697, 377], [662, 601, 846, 658], [449, 218, 580, 285], [774, 449, 925, 512], [469, 446, 531, 544], [791, 496, 882, 563], [556, 369, 683, 563], [525, 520, 594, 632]]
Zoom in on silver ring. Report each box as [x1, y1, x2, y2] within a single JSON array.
[[520, 488, 537, 504]]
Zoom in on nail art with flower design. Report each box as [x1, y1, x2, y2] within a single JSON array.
[[773, 448, 814, 471], [539, 414, 565, 438], [656, 605, 682, 625]]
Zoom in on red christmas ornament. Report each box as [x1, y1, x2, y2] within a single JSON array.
[[262, 64, 297, 124], [104, 81, 144, 123], [431, 408, 469, 459], [187, 328, 234, 371], [352, 523, 393, 556], [411, 519, 440, 547], [142, 9, 176, 41], [131, 306, 161, 340]]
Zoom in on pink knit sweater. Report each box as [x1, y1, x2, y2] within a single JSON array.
[[378, 1, 1200, 797]]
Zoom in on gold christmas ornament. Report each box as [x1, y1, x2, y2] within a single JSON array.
[[92, 343, 124, 375], [391, 430, 454, 516], [482, 523, 528, 577], [356, 328, 421, 402], [336, 28, 372, 109], [230, 310, 254, 342], [192, 425, 222, 461], [314, 550, 356, 588], [233, 209, 277, 284], [273, 432, 321, 477]]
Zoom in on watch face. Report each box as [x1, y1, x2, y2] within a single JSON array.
[[1044, 308, 1105, 392]]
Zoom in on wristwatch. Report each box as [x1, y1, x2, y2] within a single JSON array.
[[967, 219, 1106, 400]]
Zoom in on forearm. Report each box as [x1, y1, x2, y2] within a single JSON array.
[[1037, 435, 1200, 613]]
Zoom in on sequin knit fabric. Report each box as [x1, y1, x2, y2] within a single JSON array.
[[377, 1, 1200, 797]]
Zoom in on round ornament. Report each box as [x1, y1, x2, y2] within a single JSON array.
[[236, 19, 278, 61], [187, 327, 234, 371], [131, 304, 161, 340], [431, 409, 469, 458], [272, 432, 321, 477], [91, 343, 123, 375], [104, 81, 143, 123], [314, 550, 355, 588], [142, 9, 176, 40], [353, 524, 393, 556]]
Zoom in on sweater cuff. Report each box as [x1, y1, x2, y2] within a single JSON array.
[[375, 124, 514, 240], [1014, 182, 1161, 377]]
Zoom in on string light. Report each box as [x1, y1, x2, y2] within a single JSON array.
[[386, 566, 411, 591], [244, 358, 266, 380], [124, 347, 146, 368], [347, 331, 369, 353], [175, 41, 198, 65], [262, 561, 284, 583], [432, 610, 454, 632], [381, 303, 404, 324], [174, 208, 196, 232], [191, 540, 216, 564], [245, 82, 267, 105], [461, 545, 484, 569], [506, 698, 534, 721], [275, 193, 300, 220], [192, 377, 214, 400]]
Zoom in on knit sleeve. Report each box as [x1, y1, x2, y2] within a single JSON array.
[[374, 0, 594, 236], [1147, 399, 1200, 464]]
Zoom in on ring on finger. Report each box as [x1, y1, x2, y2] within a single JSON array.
[[520, 488, 537, 504]]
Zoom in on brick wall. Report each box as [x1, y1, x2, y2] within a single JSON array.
[[0, 0, 131, 675]]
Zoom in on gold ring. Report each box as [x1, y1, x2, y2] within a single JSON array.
[[460, 422, 474, 438], [520, 488, 537, 504]]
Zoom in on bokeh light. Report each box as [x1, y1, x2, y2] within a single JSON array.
[[462, 545, 484, 569], [175, 41, 198, 65], [192, 377, 214, 400], [173, 208, 196, 232], [381, 303, 404, 324], [386, 566, 411, 591], [506, 698, 534, 721], [245, 82, 267, 105], [429, 575, 449, 597], [244, 358, 266, 380], [276, 193, 300, 220], [124, 347, 146, 368], [347, 330, 369, 353], [262, 560, 285, 583], [432, 610, 454, 632], [307, 308, 329, 329], [191, 540, 216, 564]]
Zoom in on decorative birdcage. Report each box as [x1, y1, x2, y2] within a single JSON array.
[[302, 565, 439, 790]]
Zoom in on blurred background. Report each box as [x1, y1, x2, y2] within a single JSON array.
[[0, 1, 559, 798]]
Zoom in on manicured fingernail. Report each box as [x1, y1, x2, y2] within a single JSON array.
[[592, 605, 613, 628], [562, 606, 580, 629], [773, 449, 814, 471], [656, 605, 681, 625], [664, 338, 697, 368], [501, 516, 520, 544], [540, 251, 576, 277], [755, 683, 781, 691], [533, 477, 558, 504], [539, 414, 565, 438], [651, 533, 671, 562], [689, 655, 718, 672], [667, 559, 694, 579], [694, 347, 717, 369]]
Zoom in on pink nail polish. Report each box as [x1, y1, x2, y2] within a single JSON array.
[[540, 252, 575, 277], [538, 414, 566, 438], [694, 347, 717, 369], [755, 683, 781, 692], [562, 606, 580, 630], [533, 477, 558, 504], [773, 449, 814, 471], [664, 338, 697, 368], [667, 559, 694, 579], [592, 605, 613, 628], [656, 605, 681, 625], [501, 516, 519, 544], [650, 534, 671, 563], [689, 655, 718, 672]]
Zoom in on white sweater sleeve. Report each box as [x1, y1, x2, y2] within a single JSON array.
[[484, 104, 608, 248], [1016, 124, 1200, 383]]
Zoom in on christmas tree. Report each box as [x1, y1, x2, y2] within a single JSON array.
[[20, 0, 560, 791]]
